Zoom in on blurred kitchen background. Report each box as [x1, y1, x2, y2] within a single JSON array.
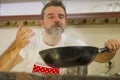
[[0, 0, 120, 76]]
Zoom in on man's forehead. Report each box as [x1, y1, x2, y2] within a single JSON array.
[[44, 6, 65, 15]]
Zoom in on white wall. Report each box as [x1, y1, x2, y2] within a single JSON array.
[[0, 24, 120, 75], [1, 0, 120, 16]]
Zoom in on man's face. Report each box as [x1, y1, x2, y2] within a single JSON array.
[[42, 6, 66, 36]]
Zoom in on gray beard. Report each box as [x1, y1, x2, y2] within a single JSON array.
[[45, 27, 65, 36]]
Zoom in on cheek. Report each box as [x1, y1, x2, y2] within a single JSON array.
[[44, 20, 50, 25], [45, 19, 53, 24], [44, 20, 53, 28]]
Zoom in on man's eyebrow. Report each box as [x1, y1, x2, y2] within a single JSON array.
[[47, 13, 53, 16], [46, 13, 65, 16]]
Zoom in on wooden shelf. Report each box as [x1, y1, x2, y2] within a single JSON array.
[[1, 12, 120, 27]]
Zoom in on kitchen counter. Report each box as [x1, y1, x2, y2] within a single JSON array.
[[0, 71, 120, 80]]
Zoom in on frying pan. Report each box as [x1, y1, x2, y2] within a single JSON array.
[[39, 46, 108, 68]]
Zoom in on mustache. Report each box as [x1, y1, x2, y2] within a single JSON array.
[[52, 21, 62, 28]]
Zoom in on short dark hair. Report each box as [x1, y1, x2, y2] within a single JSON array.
[[41, 1, 66, 20]]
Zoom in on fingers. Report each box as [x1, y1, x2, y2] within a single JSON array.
[[21, 28, 33, 36], [23, 31, 35, 40], [14, 23, 35, 48], [104, 39, 120, 52], [18, 22, 23, 32], [17, 22, 35, 39]]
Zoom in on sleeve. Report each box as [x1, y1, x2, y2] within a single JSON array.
[[19, 46, 29, 59], [19, 33, 36, 59], [19, 29, 43, 60], [19, 37, 36, 59], [19, 29, 38, 59]]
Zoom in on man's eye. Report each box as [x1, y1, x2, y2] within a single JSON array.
[[48, 16, 54, 19], [59, 16, 64, 19], [60, 16, 63, 18]]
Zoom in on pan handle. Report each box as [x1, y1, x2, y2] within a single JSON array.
[[98, 47, 109, 53]]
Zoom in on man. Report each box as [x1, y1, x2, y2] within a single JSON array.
[[0, 1, 120, 75]]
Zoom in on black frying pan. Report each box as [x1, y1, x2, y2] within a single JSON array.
[[39, 46, 108, 68]]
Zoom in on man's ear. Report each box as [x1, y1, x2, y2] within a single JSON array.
[[40, 20, 44, 28]]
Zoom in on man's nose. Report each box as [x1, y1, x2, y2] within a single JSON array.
[[54, 16, 60, 22]]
